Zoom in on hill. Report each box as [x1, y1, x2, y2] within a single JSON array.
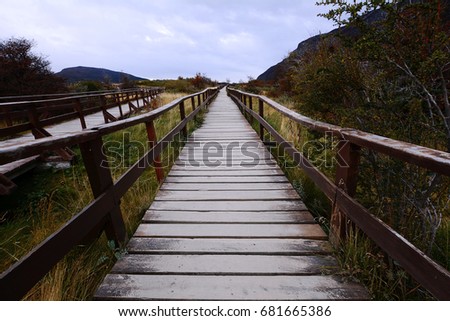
[[257, 9, 386, 82], [56, 66, 147, 83]]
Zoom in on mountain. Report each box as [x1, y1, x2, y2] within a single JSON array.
[[258, 0, 450, 82], [256, 8, 387, 82], [56, 66, 148, 83]]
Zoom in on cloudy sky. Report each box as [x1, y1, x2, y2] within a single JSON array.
[[0, 0, 336, 82]]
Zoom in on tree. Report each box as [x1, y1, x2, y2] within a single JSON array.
[[317, 0, 450, 151], [313, 0, 450, 261], [191, 72, 206, 89], [0, 37, 67, 96]]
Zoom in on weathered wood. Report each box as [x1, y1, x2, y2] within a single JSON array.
[[145, 120, 164, 184], [159, 182, 293, 190], [331, 140, 361, 244], [0, 191, 116, 300], [154, 190, 301, 201], [110, 254, 337, 274], [163, 175, 289, 184], [127, 238, 332, 255], [135, 223, 327, 239], [171, 164, 278, 170], [0, 155, 40, 180], [179, 101, 188, 137], [259, 98, 264, 140], [94, 88, 368, 301], [149, 200, 308, 211], [168, 169, 284, 177], [229, 88, 450, 176], [95, 274, 368, 300], [79, 137, 126, 246], [174, 160, 278, 166], [143, 210, 315, 223]]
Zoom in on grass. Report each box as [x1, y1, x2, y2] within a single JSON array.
[[0, 91, 206, 300]]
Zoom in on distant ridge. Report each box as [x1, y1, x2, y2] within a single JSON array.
[[56, 66, 148, 83], [258, 1, 450, 82], [257, 9, 387, 82]]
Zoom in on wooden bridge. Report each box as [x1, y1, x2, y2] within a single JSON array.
[[0, 86, 449, 300], [0, 87, 162, 194], [94, 89, 367, 300]]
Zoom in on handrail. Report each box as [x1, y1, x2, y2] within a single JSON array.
[[0, 88, 163, 106], [229, 89, 450, 176], [0, 87, 220, 300], [0, 87, 164, 140], [227, 87, 450, 300]]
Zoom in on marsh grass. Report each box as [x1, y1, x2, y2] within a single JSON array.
[[0, 92, 206, 300]]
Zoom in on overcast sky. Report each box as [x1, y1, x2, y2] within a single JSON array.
[[0, 0, 336, 82]]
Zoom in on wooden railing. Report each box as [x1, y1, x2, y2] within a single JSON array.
[[0, 87, 164, 139], [0, 87, 220, 300], [227, 87, 450, 300]]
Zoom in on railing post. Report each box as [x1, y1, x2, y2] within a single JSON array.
[[258, 98, 264, 141], [197, 94, 201, 107], [191, 96, 197, 122], [117, 94, 124, 118], [146, 120, 165, 184], [73, 98, 87, 129], [135, 90, 140, 109], [248, 96, 253, 124], [179, 100, 188, 137], [99, 95, 110, 123], [27, 105, 44, 139], [330, 139, 361, 245], [243, 95, 248, 120], [79, 137, 127, 247], [126, 93, 131, 113]]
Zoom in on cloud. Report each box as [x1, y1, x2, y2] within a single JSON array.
[[0, 0, 335, 82]]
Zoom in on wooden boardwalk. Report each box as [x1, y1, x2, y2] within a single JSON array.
[[94, 90, 368, 300], [0, 97, 147, 179]]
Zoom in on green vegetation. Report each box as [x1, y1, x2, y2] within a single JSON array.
[[0, 92, 206, 300], [139, 73, 217, 93]]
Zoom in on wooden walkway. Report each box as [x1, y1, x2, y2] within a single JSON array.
[[94, 90, 368, 300], [0, 97, 147, 179]]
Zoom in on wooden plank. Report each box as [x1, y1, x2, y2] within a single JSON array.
[[177, 154, 273, 160], [178, 148, 270, 155], [174, 160, 277, 166], [188, 135, 260, 139], [110, 254, 337, 275], [168, 170, 284, 177], [94, 274, 369, 300], [154, 190, 301, 201], [149, 200, 307, 211], [177, 155, 275, 162], [0, 155, 40, 179], [143, 210, 315, 223], [159, 182, 294, 190], [135, 223, 327, 239], [164, 176, 288, 183], [126, 238, 332, 255], [171, 164, 279, 170]]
